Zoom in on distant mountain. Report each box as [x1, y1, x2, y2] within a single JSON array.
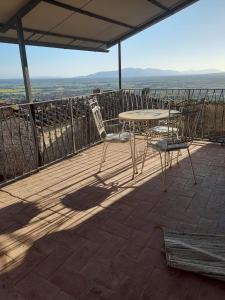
[[79, 67, 222, 79], [182, 69, 222, 75]]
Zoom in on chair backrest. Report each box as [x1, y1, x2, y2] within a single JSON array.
[[163, 100, 181, 137], [88, 97, 107, 139], [164, 100, 203, 142], [176, 101, 204, 142]]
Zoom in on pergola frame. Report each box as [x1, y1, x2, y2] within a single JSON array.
[[16, 18, 32, 103], [43, 0, 135, 30], [0, 0, 198, 49], [118, 42, 122, 90], [0, 0, 199, 102]]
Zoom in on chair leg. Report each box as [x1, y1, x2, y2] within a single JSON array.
[[133, 134, 138, 174], [159, 151, 167, 192], [176, 151, 180, 165], [177, 149, 183, 162], [167, 152, 170, 167], [170, 152, 173, 168], [99, 141, 108, 172], [141, 134, 149, 173], [103, 143, 109, 162], [141, 146, 148, 173], [187, 147, 197, 184], [129, 133, 136, 179], [164, 151, 167, 191]]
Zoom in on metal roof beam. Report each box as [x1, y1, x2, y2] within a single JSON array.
[[0, 22, 107, 45], [43, 0, 135, 29], [0, 36, 108, 52], [23, 27, 107, 45], [146, 0, 170, 12], [0, 0, 41, 33], [26, 40, 108, 52]]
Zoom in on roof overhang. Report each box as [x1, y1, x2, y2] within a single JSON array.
[[0, 0, 199, 52]]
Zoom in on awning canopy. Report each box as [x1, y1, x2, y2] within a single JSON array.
[[0, 0, 198, 52]]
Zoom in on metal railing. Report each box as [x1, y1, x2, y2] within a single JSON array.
[[0, 91, 121, 185], [122, 89, 225, 139], [1, 88, 225, 186]]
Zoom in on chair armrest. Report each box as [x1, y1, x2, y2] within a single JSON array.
[[103, 118, 123, 133], [103, 118, 119, 123]]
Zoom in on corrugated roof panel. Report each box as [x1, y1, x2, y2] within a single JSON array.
[[0, 0, 29, 23], [37, 35, 73, 44], [57, 0, 91, 8], [0, 0, 199, 52], [94, 24, 130, 42], [0, 29, 31, 40], [0, 29, 17, 38], [71, 40, 104, 49], [162, 0, 188, 9], [50, 13, 127, 41], [85, 0, 163, 27], [22, 2, 73, 31], [27, 33, 43, 41]]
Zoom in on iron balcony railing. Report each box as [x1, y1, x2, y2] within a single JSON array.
[[0, 88, 225, 186]]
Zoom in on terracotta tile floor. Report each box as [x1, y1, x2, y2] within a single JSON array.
[[0, 140, 225, 299]]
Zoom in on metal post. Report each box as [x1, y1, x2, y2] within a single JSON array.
[[70, 99, 76, 153], [16, 18, 32, 103], [16, 18, 41, 168], [118, 41, 122, 90]]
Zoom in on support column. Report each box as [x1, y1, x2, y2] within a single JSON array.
[[118, 41, 122, 90], [16, 18, 32, 103]]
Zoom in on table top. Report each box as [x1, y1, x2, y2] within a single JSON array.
[[119, 109, 180, 121]]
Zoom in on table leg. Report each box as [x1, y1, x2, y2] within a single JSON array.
[[141, 132, 149, 173], [133, 132, 138, 174], [129, 128, 138, 179]]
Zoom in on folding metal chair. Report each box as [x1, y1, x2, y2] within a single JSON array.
[[89, 97, 131, 172]]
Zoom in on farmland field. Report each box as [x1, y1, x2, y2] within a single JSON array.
[[0, 73, 225, 103]]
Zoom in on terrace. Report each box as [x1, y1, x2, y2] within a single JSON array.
[[1, 137, 225, 299], [1, 89, 225, 299], [1, 1, 225, 299]]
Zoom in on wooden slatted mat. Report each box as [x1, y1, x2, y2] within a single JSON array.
[[164, 230, 225, 281]]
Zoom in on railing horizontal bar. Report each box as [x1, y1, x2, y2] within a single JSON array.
[[1, 88, 225, 186]]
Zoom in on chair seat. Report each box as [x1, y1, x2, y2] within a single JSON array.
[[105, 132, 130, 142], [150, 139, 188, 151], [149, 125, 178, 134]]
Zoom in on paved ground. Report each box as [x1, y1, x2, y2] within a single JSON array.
[[0, 140, 225, 299]]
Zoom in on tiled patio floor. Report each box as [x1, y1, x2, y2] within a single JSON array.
[[0, 140, 225, 299]]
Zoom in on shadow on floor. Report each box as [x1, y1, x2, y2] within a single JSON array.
[[0, 201, 40, 234], [62, 185, 117, 211], [1, 143, 225, 299]]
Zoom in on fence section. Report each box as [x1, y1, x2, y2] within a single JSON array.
[[122, 89, 225, 139], [0, 91, 120, 185], [0, 104, 37, 182], [1, 89, 225, 185]]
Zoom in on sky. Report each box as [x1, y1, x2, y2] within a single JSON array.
[[0, 0, 225, 79]]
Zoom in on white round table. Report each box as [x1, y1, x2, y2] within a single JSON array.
[[119, 109, 180, 121], [119, 109, 180, 178]]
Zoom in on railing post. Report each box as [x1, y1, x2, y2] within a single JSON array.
[[86, 102, 91, 146], [118, 42, 122, 90], [187, 89, 191, 102], [30, 103, 42, 167], [119, 89, 124, 113], [70, 98, 76, 153]]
